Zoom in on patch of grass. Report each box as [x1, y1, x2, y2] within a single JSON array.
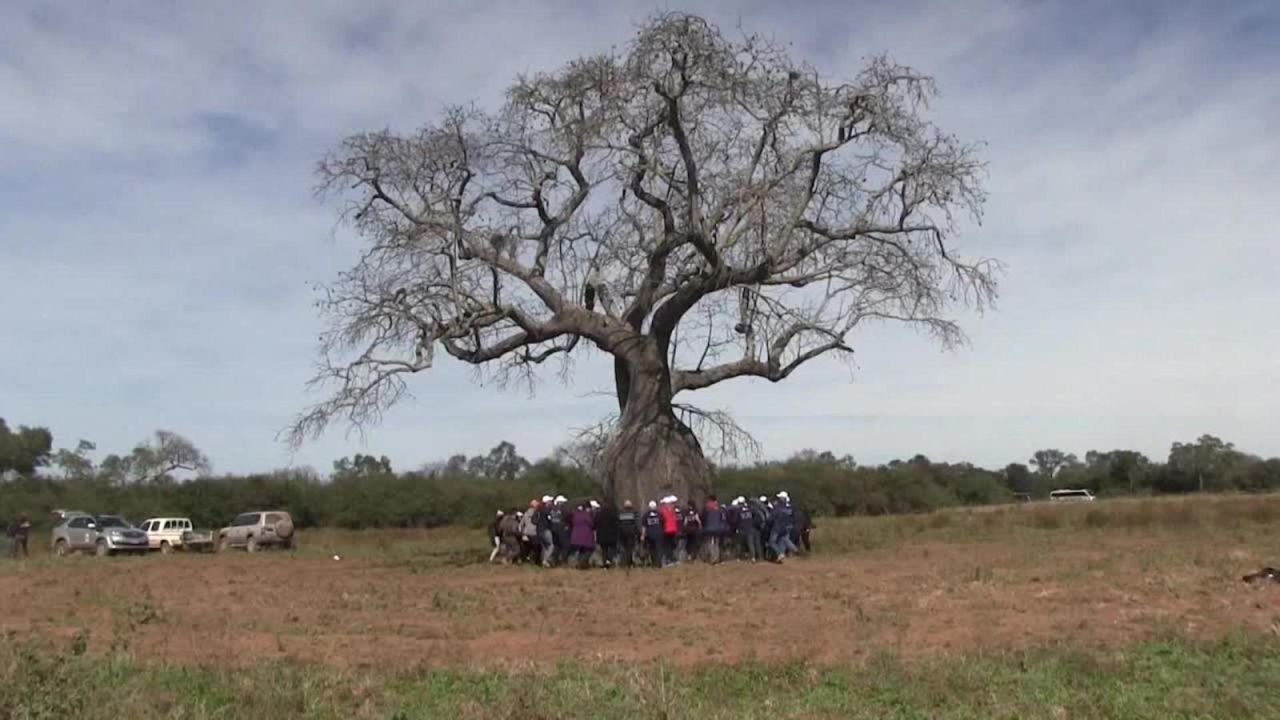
[[2, 635, 1279, 719]]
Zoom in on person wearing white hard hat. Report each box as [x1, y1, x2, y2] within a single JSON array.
[[735, 495, 762, 561], [549, 496, 571, 566], [640, 501, 663, 567], [768, 491, 799, 562]]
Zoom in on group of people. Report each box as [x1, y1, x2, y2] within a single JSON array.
[[487, 492, 813, 569]]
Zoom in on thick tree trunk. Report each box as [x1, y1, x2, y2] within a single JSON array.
[[603, 347, 711, 506]]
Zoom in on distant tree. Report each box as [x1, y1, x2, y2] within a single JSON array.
[[467, 441, 531, 482], [1029, 449, 1077, 481], [1168, 434, 1241, 492], [1083, 449, 1151, 494], [288, 12, 997, 506], [1004, 462, 1033, 495], [126, 430, 212, 483], [98, 453, 131, 486], [789, 449, 856, 468], [444, 454, 469, 475], [0, 419, 54, 476], [907, 453, 932, 469], [332, 453, 393, 479], [53, 440, 97, 480]]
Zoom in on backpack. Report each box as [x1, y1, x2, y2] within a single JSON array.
[[519, 512, 537, 538]]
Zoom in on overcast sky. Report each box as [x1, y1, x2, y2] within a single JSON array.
[[2, 1, 1277, 475]]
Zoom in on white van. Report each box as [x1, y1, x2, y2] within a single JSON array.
[[138, 517, 197, 553], [1048, 489, 1095, 503]]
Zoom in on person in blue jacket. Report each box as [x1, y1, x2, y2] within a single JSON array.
[[769, 491, 800, 562]]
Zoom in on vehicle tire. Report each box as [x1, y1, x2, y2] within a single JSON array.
[[217, 536, 230, 553], [246, 536, 258, 553], [160, 541, 172, 555], [54, 539, 69, 557], [282, 537, 295, 552], [274, 517, 295, 541], [95, 540, 109, 557]]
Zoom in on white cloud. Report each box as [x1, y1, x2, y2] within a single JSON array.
[[0, 0, 1276, 473]]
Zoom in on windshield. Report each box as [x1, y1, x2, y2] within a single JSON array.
[[95, 516, 132, 528]]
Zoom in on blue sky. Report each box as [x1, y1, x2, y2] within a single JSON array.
[[2, 0, 1277, 475]]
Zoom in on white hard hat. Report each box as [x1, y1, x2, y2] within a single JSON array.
[[496, 510, 504, 516], [555, 495, 567, 503], [758, 496, 768, 503], [648, 500, 657, 509], [589, 500, 600, 509], [777, 491, 789, 500], [541, 495, 553, 503]]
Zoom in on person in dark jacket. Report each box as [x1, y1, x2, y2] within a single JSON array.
[[9, 515, 30, 559], [700, 495, 728, 564], [791, 507, 815, 553], [594, 500, 620, 568], [568, 504, 596, 569], [761, 499, 775, 562], [641, 501, 664, 567], [549, 496, 571, 566], [682, 501, 702, 562], [745, 497, 768, 562], [769, 492, 799, 562], [617, 501, 639, 568]]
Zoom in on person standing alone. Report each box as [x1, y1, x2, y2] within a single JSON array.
[[8, 515, 30, 559]]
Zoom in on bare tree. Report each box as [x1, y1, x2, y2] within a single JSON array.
[[290, 13, 998, 505]]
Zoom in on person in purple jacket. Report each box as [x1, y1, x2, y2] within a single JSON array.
[[568, 503, 596, 569]]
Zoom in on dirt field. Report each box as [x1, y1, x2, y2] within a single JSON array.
[[3, 520, 1277, 671]]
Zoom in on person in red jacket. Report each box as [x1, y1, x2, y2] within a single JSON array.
[[659, 496, 679, 567]]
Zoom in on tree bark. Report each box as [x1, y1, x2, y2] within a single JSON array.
[[603, 343, 711, 506]]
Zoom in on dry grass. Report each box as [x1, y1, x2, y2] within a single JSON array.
[[2, 493, 1280, 717]]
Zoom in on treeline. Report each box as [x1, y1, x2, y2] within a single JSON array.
[[2, 418, 1279, 530]]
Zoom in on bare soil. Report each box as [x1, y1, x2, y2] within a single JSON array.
[[2, 533, 1276, 670]]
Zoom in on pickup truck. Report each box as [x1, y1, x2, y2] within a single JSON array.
[[138, 517, 215, 553]]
